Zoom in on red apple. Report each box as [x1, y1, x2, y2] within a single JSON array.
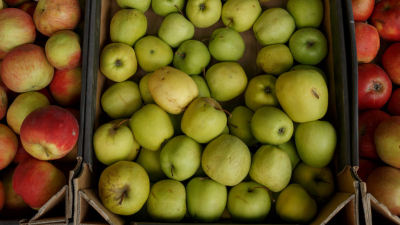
[[49, 68, 82, 107], [37, 87, 57, 105], [18, 2, 37, 17], [1, 44, 54, 93], [0, 85, 7, 120], [0, 124, 18, 170], [382, 42, 400, 85], [0, 8, 36, 59], [371, 0, 400, 42], [0, 181, 4, 211], [359, 109, 391, 159], [12, 136, 33, 164], [351, 0, 375, 22], [388, 88, 400, 116], [13, 158, 67, 210], [358, 63, 392, 111], [33, 0, 81, 37], [57, 108, 80, 164], [358, 159, 380, 181], [355, 22, 380, 63], [20, 105, 79, 160], [375, 116, 400, 169], [4, 0, 29, 6]]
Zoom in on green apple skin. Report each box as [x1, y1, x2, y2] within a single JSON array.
[[110, 118, 141, 162], [147, 180, 186, 222], [250, 145, 292, 192], [228, 106, 258, 146], [101, 81, 142, 119], [167, 113, 183, 136], [287, 0, 324, 28], [208, 28, 245, 62], [206, 62, 248, 101], [292, 162, 334, 204], [131, 182, 155, 222], [276, 183, 317, 224], [134, 36, 173, 72], [152, 0, 185, 17], [181, 97, 227, 143], [202, 134, 251, 186], [99, 161, 150, 215], [227, 181, 271, 223], [253, 8, 296, 46], [159, 13, 195, 48], [251, 106, 293, 145], [256, 44, 293, 76], [110, 9, 147, 46], [222, 125, 229, 135], [139, 73, 155, 104], [116, 0, 151, 13], [290, 65, 327, 83], [186, 0, 222, 28], [136, 148, 168, 182], [191, 75, 211, 98], [276, 139, 300, 171], [100, 43, 138, 82], [276, 70, 328, 123], [186, 177, 227, 222], [295, 121, 337, 168], [160, 135, 203, 181], [245, 75, 279, 112], [289, 28, 328, 65], [221, 0, 262, 33], [173, 40, 211, 75], [129, 104, 174, 151]]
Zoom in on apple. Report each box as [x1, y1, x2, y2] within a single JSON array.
[[358, 63, 392, 111], [287, 0, 323, 28], [1, 44, 54, 93], [151, 0, 185, 17], [0, 181, 4, 211], [221, 0, 262, 33], [228, 106, 258, 146], [359, 110, 391, 159], [139, 73, 155, 104], [191, 75, 211, 98], [0, 85, 6, 120], [0, 124, 18, 170], [208, 28, 245, 62], [245, 75, 279, 112], [45, 30, 81, 70], [355, 22, 380, 63], [375, 116, 400, 169], [0, 8, 36, 59], [289, 64, 327, 83], [37, 87, 57, 105], [289, 28, 328, 65], [4, 0, 28, 6], [276, 139, 300, 171], [136, 148, 168, 182], [110, 9, 147, 46], [382, 42, 400, 85], [371, 0, 400, 42], [18, 2, 37, 17], [173, 40, 210, 75], [158, 13, 195, 48], [134, 36, 173, 72], [33, 0, 81, 37], [100, 43, 137, 82], [388, 88, 400, 116], [0, 0, 7, 9], [351, 0, 374, 22], [12, 136, 33, 164], [256, 44, 293, 76], [168, 113, 183, 136], [116, 0, 151, 13], [186, 0, 221, 28], [358, 159, 380, 181], [56, 108, 80, 164], [49, 68, 82, 107]]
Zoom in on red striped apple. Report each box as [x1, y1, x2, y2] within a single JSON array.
[[351, 0, 374, 22], [18, 1, 37, 17], [387, 88, 400, 116], [12, 136, 33, 164], [355, 22, 380, 63], [382, 42, 400, 85], [57, 108, 80, 164], [0, 124, 18, 170], [371, 0, 400, 42], [45, 30, 81, 70], [49, 68, 82, 107]]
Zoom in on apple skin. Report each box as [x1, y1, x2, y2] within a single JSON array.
[[358, 159, 380, 181], [257, 44, 293, 76], [139, 73, 155, 104], [371, 0, 400, 42], [116, 0, 151, 13], [20, 105, 79, 160], [33, 0, 81, 37], [208, 28, 245, 62], [375, 116, 400, 169], [0, 124, 18, 170], [286, 0, 323, 28], [221, 0, 262, 33], [49, 68, 82, 107], [136, 148, 168, 182], [0, 0, 7, 9], [0, 8, 36, 59], [245, 75, 279, 112], [134, 36, 173, 73], [151, 0, 185, 17], [57, 108, 80, 164], [359, 110, 391, 159], [4, 0, 29, 6], [289, 28, 328, 65], [186, 0, 222, 28], [366, 166, 400, 215], [37, 87, 57, 105], [18, 2, 37, 17], [0, 85, 6, 120], [173, 40, 210, 76], [351, 0, 374, 22], [13, 158, 67, 210], [45, 30, 81, 70], [12, 136, 33, 164], [110, 9, 147, 47], [355, 22, 380, 63], [358, 64, 392, 111], [387, 88, 400, 116], [158, 13, 195, 48], [382, 42, 400, 85]]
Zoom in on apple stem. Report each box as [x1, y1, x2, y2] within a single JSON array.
[[201, 38, 212, 42], [175, 5, 183, 16], [203, 67, 206, 79], [115, 119, 131, 130], [226, 19, 233, 29], [199, 177, 210, 180], [227, 122, 238, 129], [171, 165, 174, 177], [175, 52, 186, 58], [216, 108, 232, 118], [250, 187, 275, 202], [44, 148, 50, 158], [118, 191, 126, 205]]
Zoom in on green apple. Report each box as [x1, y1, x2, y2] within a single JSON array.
[[289, 28, 328, 65], [110, 9, 147, 46], [292, 162, 334, 204], [287, 0, 324, 28], [147, 180, 186, 222], [290, 65, 327, 83], [250, 145, 292, 192], [181, 97, 227, 143], [101, 81, 142, 119], [129, 104, 174, 151], [131, 182, 155, 222], [186, 177, 227, 222], [116, 0, 151, 13], [160, 135, 202, 181], [173, 40, 211, 75], [276, 70, 328, 123], [208, 28, 245, 62], [221, 125, 229, 135], [139, 73, 155, 104], [227, 106, 258, 146], [253, 8, 296, 46], [276, 183, 317, 223], [99, 43, 137, 82], [257, 44, 293, 76], [167, 113, 183, 136], [251, 106, 293, 145], [158, 13, 195, 48], [186, 0, 222, 28], [206, 62, 248, 101], [191, 75, 211, 98], [276, 139, 300, 171], [99, 161, 150, 215], [152, 0, 185, 17], [227, 181, 271, 223], [221, 0, 262, 32], [134, 36, 173, 72], [109, 118, 141, 162], [295, 121, 337, 168], [202, 134, 251, 186], [136, 148, 168, 182], [245, 75, 279, 112]]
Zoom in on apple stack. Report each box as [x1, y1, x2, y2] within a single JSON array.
[[353, 0, 400, 217], [0, 0, 84, 220]]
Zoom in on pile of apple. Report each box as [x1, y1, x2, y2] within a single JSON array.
[[94, 0, 337, 224], [353, 0, 400, 217], [0, 0, 83, 219]]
